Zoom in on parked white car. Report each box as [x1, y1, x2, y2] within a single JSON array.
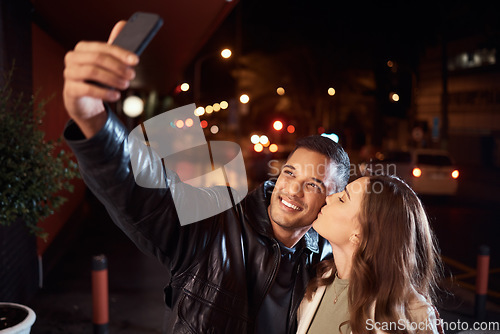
[[374, 149, 459, 196]]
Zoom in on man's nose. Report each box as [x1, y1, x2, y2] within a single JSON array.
[[287, 180, 304, 197]]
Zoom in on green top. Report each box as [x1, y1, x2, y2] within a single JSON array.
[[306, 274, 351, 334]]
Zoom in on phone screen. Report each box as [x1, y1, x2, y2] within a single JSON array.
[[112, 12, 163, 55]]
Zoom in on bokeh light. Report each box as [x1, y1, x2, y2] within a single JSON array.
[[251, 134, 260, 144], [123, 96, 144, 118], [273, 120, 283, 131], [240, 94, 250, 104], [195, 107, 205, 116], [259, 135, 269, 145], [221, 48, 232, 59], [175, 120, 184, 128]]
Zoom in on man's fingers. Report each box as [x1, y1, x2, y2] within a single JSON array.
[[64, 80, 121, 102], [64, 64, 130, 91], [108, 20, 127, 44], [65, 50, 136, 82], [73, 41, 138, 66]]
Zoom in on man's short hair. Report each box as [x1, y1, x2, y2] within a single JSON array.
[[289, 135, 350, 194]]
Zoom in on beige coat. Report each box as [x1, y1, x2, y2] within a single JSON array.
[[296, 270, 441, 334]]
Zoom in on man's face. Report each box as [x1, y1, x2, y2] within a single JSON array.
[[268, 148, 335, 232]]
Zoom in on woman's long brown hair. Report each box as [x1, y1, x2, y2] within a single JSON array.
[[305, 175, 443, 333]]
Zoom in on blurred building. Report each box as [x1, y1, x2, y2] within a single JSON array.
[[415, 36, 499, 167]]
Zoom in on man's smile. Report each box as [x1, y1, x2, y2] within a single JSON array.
[[279, 196, 304, 211]]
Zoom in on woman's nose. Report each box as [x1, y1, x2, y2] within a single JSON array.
[[325, 192, 340, 204], [325, 194, 333, 204]]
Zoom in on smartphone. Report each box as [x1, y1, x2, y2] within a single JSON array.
[[87, 12, 163, 88], [112, 12, 164, 55]]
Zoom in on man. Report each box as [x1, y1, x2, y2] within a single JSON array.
[[62, 21, 350, 333]]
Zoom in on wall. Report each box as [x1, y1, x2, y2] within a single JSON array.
[[31, 23, 86, 256], [0, 0, 38, 303], [0, 0, 87, 302]]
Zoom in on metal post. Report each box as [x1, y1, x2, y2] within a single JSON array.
[[92, 254, 109, 334], [475, 245, 490, 321]]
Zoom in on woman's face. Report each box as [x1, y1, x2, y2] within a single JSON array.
[[312, 177, 369, 247]]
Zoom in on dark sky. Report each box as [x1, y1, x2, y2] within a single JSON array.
[[189, 0, 500, 103], [238, 0, 500, 62]]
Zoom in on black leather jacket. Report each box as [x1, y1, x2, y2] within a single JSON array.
[[64, 110, 332, 334]]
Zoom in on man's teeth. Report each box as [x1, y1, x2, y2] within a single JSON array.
[[281, 198, 301, 211]]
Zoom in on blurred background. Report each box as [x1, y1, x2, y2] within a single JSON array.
[[1, 0, 500, 332]]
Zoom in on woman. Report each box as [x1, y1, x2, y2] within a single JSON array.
[[297, 175, 443, 334]]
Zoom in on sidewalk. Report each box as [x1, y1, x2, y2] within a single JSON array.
[[438, 280, 500, 333], [29, 193, 169, 334], [28, 191, 500, 333]]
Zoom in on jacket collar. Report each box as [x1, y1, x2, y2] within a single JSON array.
[[245, 180, 320, 254]]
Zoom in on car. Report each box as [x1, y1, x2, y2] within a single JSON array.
[[371, 149, 460, 196]]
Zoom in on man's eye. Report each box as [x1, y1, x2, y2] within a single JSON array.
[[306, 183, 322, 193]]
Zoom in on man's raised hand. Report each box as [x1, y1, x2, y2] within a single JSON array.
[[62, 21, 139, 138]]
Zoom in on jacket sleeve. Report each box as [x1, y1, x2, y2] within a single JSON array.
[[64, 108, 230, 273]]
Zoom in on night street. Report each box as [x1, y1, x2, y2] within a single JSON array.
[[3, 0, 500, 332], [422, 164, 500, 309]]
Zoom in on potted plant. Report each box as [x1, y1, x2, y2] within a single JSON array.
[[0, 67, 80, 238], [0, 302, 36, 333], [0, 66, 80, 331]]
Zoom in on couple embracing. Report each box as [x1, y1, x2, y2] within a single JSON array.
[[63, 20, 443, 334]]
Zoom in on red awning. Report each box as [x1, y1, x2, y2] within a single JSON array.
[[31, 0, 238, 95]]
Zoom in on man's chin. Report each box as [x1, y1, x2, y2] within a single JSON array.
[[273, 217, 312, 231]]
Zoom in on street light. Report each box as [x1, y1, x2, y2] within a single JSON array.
[[239, 94, 249, 104], [221, 48, 232, 59], [273, 120, 283, 131], [194, 48, 232, 105], [390, 92, 400, 102], [123, 96, 144, 118]]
